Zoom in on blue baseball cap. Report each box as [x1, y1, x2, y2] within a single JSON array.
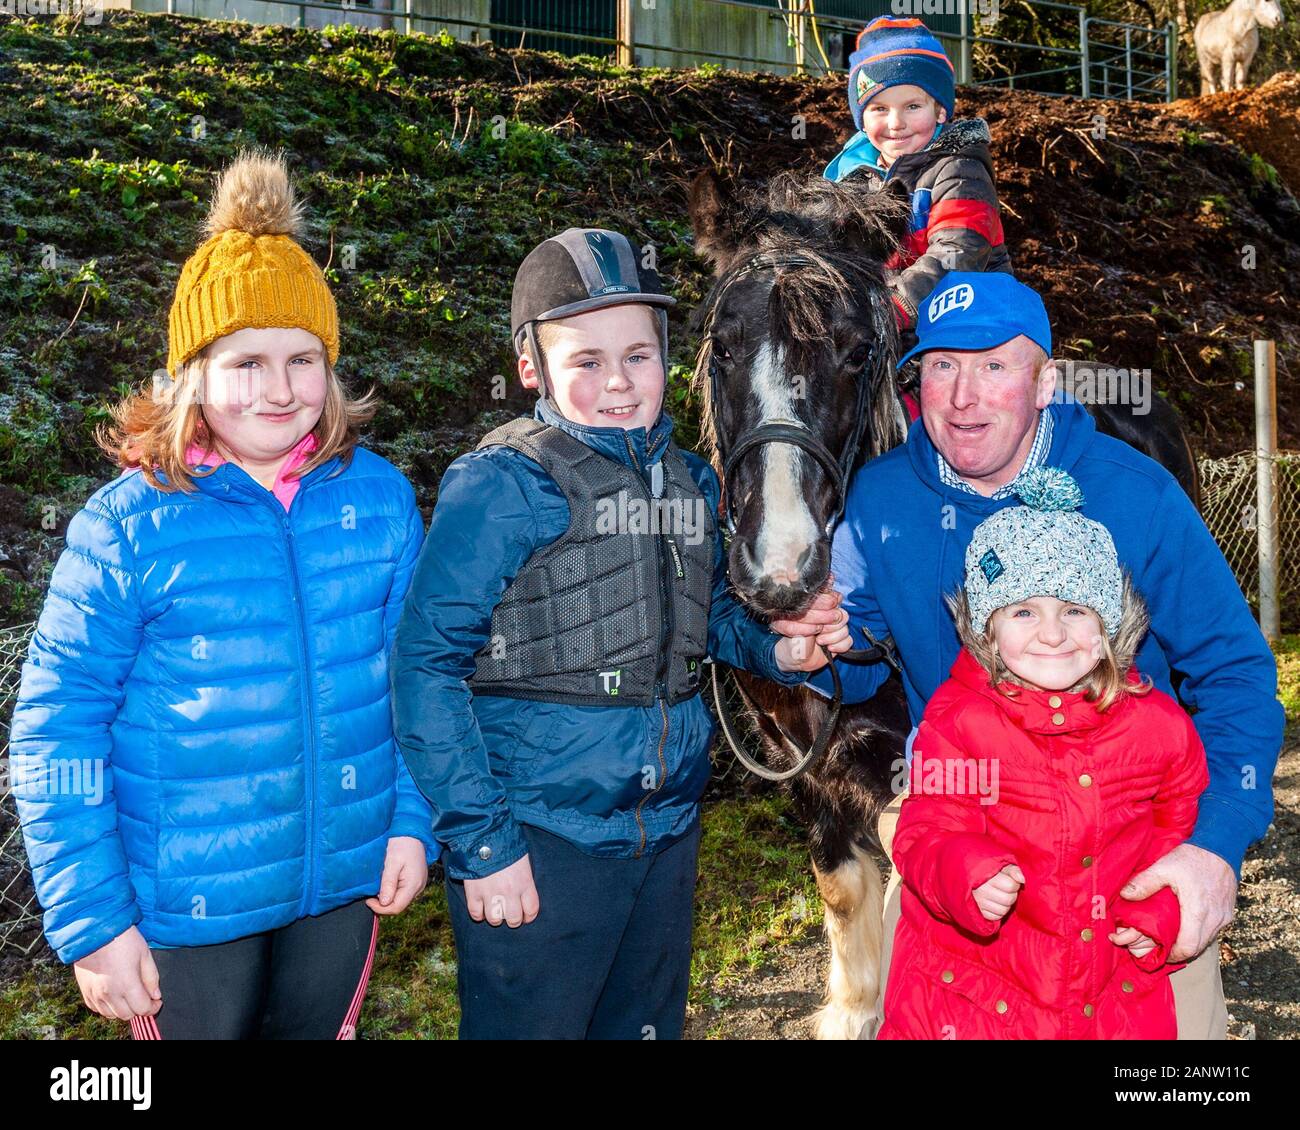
[[898, 272, 1052, 367]]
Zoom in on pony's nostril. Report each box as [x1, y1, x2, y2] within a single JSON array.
[[796, 545, 813, 571], [738, 540, 760, 578]]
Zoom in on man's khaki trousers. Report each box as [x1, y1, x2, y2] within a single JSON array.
[[872, 789, 1229, 1040]]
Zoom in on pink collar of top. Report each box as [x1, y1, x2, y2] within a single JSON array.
[[185, 430, 319, 511]]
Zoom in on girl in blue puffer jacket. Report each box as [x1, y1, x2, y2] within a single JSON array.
[[9, 151, 437, 1039]]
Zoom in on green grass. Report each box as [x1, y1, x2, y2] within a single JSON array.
[[1270, 632, 1300, 722], [0, 13, 711, 502], [0, 789, 821, 1039]]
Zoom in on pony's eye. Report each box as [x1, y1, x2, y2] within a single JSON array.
[[713, 342, 733, 363], [849, 343, 870, 367]]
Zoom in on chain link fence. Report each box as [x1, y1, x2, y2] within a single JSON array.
[[1198, 452, 1300, 630], [0, 620, 45, 958], [2, 450, 1298, 955]]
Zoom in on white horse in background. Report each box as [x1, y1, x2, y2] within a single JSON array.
[[1194, 0, 1285, 94]]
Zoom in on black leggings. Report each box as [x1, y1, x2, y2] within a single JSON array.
[[131, 900, 378, 1040]]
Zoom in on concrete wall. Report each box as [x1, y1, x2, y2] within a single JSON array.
[[629, 0, 803, 74], [131, 0, 489, 42], [128, 2, 951, 69]]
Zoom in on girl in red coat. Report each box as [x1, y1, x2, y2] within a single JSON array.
[[878, 466, 1209, 1040]]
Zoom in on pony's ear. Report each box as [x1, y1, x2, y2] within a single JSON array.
[[689, 169, 742, 273]]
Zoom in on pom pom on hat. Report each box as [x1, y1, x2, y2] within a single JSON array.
[[962, 464, 1123, 637], [202, 149, 305, 239], [1013, 466, 1085, 512]]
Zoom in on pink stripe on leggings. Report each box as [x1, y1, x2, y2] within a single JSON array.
[[336, 912, 379, 1040], [129, 1013, 162, 1040]]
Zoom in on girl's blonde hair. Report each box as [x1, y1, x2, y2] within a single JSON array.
[[946, 573, 1154, 713], [95, 349, 378, 493]]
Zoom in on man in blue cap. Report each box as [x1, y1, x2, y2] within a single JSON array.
[[776, 271, 1282, 1040]]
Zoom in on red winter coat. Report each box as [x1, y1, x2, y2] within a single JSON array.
[[878, 648, 1209, 1040]]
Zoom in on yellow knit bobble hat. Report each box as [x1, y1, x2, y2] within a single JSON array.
[[166, 149, 339, 377]]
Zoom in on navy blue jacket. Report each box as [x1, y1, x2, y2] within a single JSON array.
[[390, 398, 810, 880], [807, 395, 1283, 877]]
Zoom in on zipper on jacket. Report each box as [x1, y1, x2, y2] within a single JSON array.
[[623, 430, 676, 858], [622, 431, 674, 699], [273, 500, 321, 916], [634, 697, 670, 858]]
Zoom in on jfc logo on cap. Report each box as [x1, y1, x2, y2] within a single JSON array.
[[929, 283, 975, 323], [979, 549, 1005, 584]]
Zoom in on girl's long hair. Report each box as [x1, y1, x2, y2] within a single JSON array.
[[95, 350, 377, 493], [947, 572, 1155, 713]]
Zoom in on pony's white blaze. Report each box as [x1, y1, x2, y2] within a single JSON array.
[[750, 337, 819, 586]]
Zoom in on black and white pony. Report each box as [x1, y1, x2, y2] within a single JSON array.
[[688, 168, 1202, 1039]]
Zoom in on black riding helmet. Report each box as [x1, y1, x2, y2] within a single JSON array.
[[511, 228, 676, 415]]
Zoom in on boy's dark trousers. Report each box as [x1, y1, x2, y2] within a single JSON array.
[[445, 817, 702, 1040]]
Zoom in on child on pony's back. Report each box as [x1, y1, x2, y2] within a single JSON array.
[[825, 16, 1013, 359]]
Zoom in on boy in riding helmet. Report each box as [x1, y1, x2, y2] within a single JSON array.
[[824, 17, 1013, 371], [390, 228, 850, 1039]]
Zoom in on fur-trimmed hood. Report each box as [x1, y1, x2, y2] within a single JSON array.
[[929, 115, 991, 153], [823, 116, 993, 183]]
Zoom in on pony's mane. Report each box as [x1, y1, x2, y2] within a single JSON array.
[[692, 172, 909, 465]]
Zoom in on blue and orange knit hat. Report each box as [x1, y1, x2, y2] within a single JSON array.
[[847, 17, 956, 132]]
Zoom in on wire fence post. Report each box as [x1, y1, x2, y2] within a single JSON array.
[[958, 0, 972, 85], [1079, 10, 1090, 98], [1256, 340, 1280, 639], [616, 0, 634, 67], [1124, 25, 1132, 100], [1166, 22, 1177, 101]]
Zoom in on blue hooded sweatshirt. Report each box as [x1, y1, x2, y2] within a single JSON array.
[[390, 397, 811, 880], [806, 395, 1283, 878]]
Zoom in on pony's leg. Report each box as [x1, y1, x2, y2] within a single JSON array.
[[811, 842, 884, 1040], [1221, 51, 1235, 93], [1199, 57, 1216, 96]]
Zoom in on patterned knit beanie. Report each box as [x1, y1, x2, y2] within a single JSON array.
[[166, 150, 338, 376], [965, 467, 1124, 636], [847, 17, 956, 133]]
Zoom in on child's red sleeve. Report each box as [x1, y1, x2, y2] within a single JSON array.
[[1126, 705, 1211, 877], [1112, 704, 1211, 971], [892, 716, 1019, 938], [1113, 887, 1184, 972], [890, 155, 1006, 331]]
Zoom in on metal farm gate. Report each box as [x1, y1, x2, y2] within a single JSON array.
[[137, 1, 1178, 101]]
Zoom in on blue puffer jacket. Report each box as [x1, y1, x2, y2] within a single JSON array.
[[390, 398, 811, 880], [10, 446, 438, 964]]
